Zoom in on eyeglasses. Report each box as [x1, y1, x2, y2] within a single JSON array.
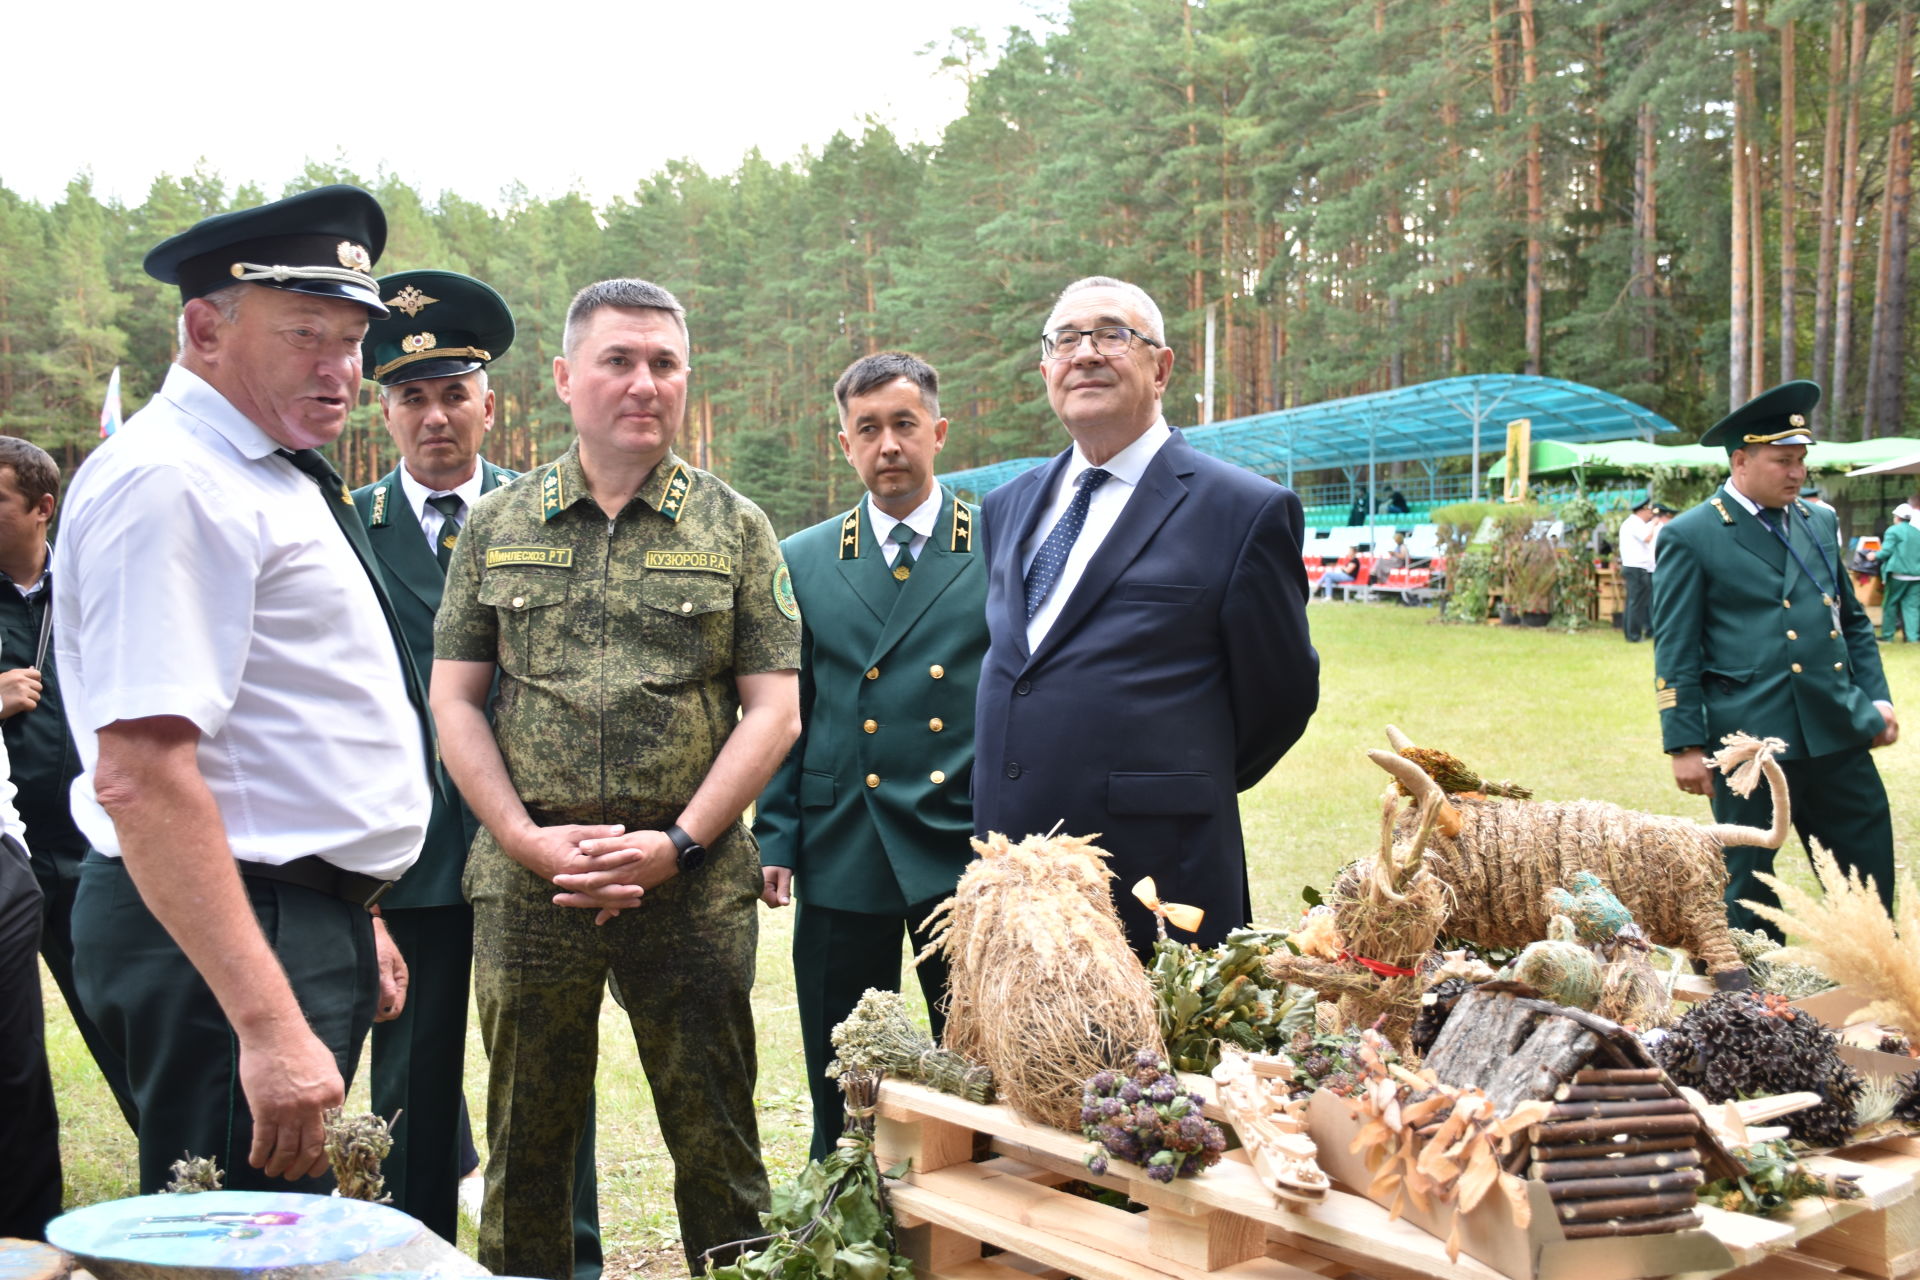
[[1039, 325, 1161, 360]]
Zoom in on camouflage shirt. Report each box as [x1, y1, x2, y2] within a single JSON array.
[[436, 441, 801, 828]]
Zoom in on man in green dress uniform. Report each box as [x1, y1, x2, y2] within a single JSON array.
[[1652, 381, 1898, 939], [352, 271, 600, 1265], [432, 278, 800, 1279], [1877, 503, 1920, 643], [755, 352, 987, 1160]]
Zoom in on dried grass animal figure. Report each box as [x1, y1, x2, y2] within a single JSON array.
[[919, 830, 1163, 1128], [1266, 762, 1454, 1049], [1380, 725, 1787, 984]]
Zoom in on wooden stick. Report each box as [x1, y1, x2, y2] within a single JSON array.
[[1555, 1190, 1702, 1223], [1530, 1113, 1701, 1145], [1547, 1098, 1693, 1122], [1532, 1152, 1700, 1180], [1555, 1083, 1670, 1103], [1531, 1135, 1698, 1160], [1559, 1211, 1702, 1239], [1545, 1169, 1705, 1202], [1573, 1067, 1665, 1086]]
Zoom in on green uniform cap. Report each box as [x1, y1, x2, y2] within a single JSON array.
[[144, 184, 387, 315], [363, 269, 515, 385], [1698, 380, 1821, 454]]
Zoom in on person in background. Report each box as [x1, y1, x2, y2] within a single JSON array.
[[1652, 381, 1896, 941], [0, 730, 59, 1239], [1876, 502, 1920, 643], [1618, 496, 1658, 643]]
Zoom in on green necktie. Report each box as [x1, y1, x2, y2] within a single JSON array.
[[427, 492, 465, 572], [279, 449, 442, 803], [888, 521, 916, 584]]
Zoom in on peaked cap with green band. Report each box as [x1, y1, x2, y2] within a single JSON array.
[[1698, 380, 1821, 454], [363, 269, 515, 386], [144, 184, 388, 315]]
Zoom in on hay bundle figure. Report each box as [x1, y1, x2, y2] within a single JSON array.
[[1266, 753, 1454, 1049], [919, 829, 1164, 1128], [1379, 726, 1788, 985]]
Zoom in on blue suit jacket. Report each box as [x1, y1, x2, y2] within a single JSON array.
[[971, 428, 1319, 955]]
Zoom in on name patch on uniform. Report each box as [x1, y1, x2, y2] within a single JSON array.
[[644, 550, 734, 575], [485, 546, 574, 568]]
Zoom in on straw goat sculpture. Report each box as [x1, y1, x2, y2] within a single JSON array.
[[1376, 725, 1789, 987]]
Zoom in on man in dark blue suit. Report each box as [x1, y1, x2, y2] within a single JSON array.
[[972, 276, 1319, 958]]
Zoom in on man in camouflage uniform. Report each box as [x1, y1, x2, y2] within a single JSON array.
[[432, 278, 801, 1280]]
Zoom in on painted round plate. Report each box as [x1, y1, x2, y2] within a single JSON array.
[[48, 1192, 418, 1271]]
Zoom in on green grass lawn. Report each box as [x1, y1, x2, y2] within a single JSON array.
[[41, 604, 1920, 1274]]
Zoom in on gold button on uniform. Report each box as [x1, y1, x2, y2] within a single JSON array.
[[929, 664, 945, 679], [1786, 630, 1798, 640], [865, 773, 880, 788], [1784, 599, 1792, 609], [1832, 630, 1841, 639], [511, 595, 526, 609], [865, 667, 879, 680], [930, 770, 946, 784], [863, 719, 878, 734], [929, 717, 944, 732], [1835, 662, 1846, 671], [1791, 663, 1803, 673]]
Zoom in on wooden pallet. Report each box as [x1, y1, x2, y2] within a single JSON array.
[[875, 1080, 1920, 1280]]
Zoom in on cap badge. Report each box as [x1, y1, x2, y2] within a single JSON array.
[[386, 285, 438, 317], [336, 241, 373, 274], [1790, 413, 1807, 428], [402, 332, 435, 353]]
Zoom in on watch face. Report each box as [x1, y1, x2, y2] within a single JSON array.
[[677, 842, 707, 873]]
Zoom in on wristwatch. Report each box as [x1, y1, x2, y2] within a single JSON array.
[[665, 824, 708, 873]]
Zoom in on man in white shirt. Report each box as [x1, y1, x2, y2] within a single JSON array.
[[55, 186, 428, 1192], [971, 276, 1319, 958], [1619, 496, 1658, 642]]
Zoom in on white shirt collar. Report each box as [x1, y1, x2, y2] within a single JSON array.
[[399, 461, 485, 522], [866, 486, 942, 545], [1723, 479, 1765, 516], [1065, 416, 1172, 489], [159, 363, 284, 461]]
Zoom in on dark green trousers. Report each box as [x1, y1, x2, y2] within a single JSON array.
[[31, 845, 137, 1127], [1882, 578, 1920, 642], [469, 824, 769, 1279], [71, 852, 376, 1193], [792, 896, 950, 1160], [1711, 746, 1895, 938], [374, 903, 603, 1276]]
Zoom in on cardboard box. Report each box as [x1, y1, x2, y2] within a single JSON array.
[[1306, 1090, 1735, 1280]]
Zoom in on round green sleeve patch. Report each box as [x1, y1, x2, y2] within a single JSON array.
[[773, 562, 800, 621]]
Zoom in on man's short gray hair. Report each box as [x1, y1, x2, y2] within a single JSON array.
[[176, 281, 248, 354], [1048, 276, 1166, 347], [562, 279, 689, 358]]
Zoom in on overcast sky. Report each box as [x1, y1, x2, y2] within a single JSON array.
[[4, 0, 1053, 210]]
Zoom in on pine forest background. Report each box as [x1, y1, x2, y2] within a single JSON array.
[[4, 0, 1919, 536]]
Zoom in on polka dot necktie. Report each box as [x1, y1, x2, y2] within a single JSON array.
[[1024, 467, 1111, 619], [427, 492, 465, 572], [888, 521, 917, 584]]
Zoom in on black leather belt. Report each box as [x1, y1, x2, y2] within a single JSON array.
[[238, 856, 395, 909]]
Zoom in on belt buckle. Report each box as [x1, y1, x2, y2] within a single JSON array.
[[363, 878, 394, 909]]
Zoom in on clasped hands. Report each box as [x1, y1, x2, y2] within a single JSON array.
[[511, 823, 679, 925]]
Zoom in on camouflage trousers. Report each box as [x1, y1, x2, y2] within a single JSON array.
[[468, 820, 770, 1279]]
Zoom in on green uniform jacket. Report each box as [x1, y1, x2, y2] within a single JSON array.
[[755, 489, 986, 914], [1652, 486, 1890, 759], [1881, 521, 1920, 576], [352, 460, 518, 907]]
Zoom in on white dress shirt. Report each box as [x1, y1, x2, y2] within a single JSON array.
[[1619, 512, 1658, 572], [399, 463, 485, 554], [1021, 417, 1172, 649], [52, 363, 428, 877], [0, 735, 28, 857], [866, 487, 940, 567]]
